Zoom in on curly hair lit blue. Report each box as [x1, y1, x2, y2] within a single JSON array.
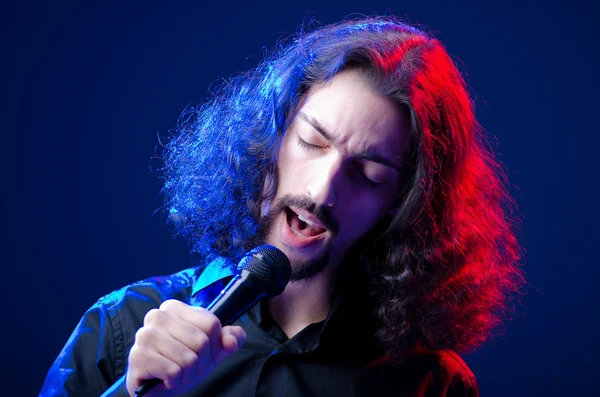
[[160, 16, 523, 362]]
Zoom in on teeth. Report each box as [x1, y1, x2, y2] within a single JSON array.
[[297, 213, 314, 226], [290, 226, 305, 237]]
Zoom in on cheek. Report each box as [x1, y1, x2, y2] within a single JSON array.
[[276, 141, 306, 192], [338, 193, 390, 243]]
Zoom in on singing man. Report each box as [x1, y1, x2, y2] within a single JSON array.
[[42, 16, 523, 397]]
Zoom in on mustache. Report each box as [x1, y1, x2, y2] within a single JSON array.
[[269, 195, 339, 235]]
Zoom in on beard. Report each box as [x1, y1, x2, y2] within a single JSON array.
[[259, 194, 339, 282]]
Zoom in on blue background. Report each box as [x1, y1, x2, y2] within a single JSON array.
[[3, 0, 599, 395]]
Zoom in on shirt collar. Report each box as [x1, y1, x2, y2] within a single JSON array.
[[192, 256, 236, 296]]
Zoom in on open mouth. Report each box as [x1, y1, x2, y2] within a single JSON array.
[[285, 207, 327, 238]]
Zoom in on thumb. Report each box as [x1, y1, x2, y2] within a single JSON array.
[[215, 326, 246, 363]]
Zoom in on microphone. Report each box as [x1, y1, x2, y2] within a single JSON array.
[[206, 245, 292, 325], [135, 245, 291, 397]]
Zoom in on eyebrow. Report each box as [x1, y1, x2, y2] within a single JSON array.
[[297, 111, 404, 172]]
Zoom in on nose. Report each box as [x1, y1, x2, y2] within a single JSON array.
[[306, 156, 342, 207]]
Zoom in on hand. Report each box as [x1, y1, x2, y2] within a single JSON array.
[[125, 299, 247, 397]]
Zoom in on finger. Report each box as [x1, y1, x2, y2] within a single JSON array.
[[156, 299, 192, 318], [157, 301, 222, 344], [145, 307, 213, 355], [176, 306, 222, 359], [214, 326, 247, 363], [154, 301, 222, 359], [136, 326, 204, 380], [222, 325, 247, 352], [128, 345, 183, 391]]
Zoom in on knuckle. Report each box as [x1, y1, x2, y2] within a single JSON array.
[[181, 351, 198, 368], [128, 345, 149, 369], [203, 314, 221, 336], [144, 308, 161, 326], [165, 363, 183, 383], [134, 327, 153, 345], [128, 345, 142, 362], [194, 332, 211, 354], [159, 299, 180, 311]]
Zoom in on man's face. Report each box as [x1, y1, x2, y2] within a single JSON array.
[[264, 69, 410, 280]]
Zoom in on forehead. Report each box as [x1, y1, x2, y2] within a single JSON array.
[[294, 69, 410, 159]]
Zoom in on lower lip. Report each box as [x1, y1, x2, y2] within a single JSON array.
[[279, 210, 327, 249]]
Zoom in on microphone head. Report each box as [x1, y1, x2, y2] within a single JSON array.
[[237, 245, 291, 297]]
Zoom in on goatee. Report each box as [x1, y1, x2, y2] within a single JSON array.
[[259, 195, 338, 281]]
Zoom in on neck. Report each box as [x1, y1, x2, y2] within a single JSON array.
[[267, 262, 338, 338]]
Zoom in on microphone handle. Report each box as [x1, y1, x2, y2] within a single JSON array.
[[134, 379, 161, 397]]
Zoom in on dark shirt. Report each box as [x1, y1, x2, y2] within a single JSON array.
[[41, 258, 479, 397]]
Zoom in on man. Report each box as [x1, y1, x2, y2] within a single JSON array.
[[41, 16, 522, 397]]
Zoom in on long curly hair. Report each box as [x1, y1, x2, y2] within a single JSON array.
[[160, 16, 524, 363]]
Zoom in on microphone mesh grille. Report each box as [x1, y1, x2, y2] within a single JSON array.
[[238, 245, 291, 297]]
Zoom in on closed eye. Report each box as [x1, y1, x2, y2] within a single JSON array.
[[296, 136, 323, 151], [355, 168, 382, 188], [361, 176, 381, 188]]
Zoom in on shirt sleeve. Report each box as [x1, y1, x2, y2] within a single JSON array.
[[445, 372, 479, 397], [39, 301, 129, 397], [427, 350, 480, 397]]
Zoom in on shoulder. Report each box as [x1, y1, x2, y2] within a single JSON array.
[[408, 346, 476, 383], [364, 346, 478, 396], [403, 346, 478, 396], [96, 267, 200, 316]]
